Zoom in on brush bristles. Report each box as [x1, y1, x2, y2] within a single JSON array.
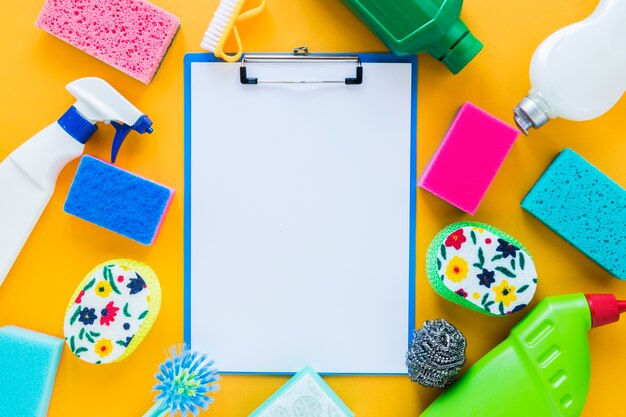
[[153, 344, 220, 416], [201, 0, 239, 51]]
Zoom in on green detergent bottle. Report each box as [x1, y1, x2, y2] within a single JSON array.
[[339, 0, 483, 74], [422, 294, 626, 417]]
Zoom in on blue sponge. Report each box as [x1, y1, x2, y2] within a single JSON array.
[[64, 156, 174, 245], [0, 326, 63, 417], [522, 149, 625, 279]]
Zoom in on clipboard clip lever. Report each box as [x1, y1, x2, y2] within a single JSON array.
[[240, 47, 363, 85]]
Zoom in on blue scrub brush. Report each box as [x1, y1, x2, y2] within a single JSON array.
[[143, 345, 220, 416]]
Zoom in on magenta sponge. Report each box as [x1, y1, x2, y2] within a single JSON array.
[[419, 102, 520, 214], [35, 0, 180, 84]]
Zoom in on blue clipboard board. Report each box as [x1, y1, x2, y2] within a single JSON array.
[[184, 52, 416, 375]]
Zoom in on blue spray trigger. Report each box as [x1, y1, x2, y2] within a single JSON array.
[[110, 115, 153, 163]]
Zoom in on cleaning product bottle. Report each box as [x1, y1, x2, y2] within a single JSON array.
[[338, 0, 483, 74], [513, 0, 626, 134], [421, 293, 626, 417], [0, 77, 153, 287]]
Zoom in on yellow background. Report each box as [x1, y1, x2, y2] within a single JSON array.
[[0, 0, 624, 415]]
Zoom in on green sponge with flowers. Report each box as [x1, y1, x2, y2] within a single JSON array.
[[426, 222, 538, 316]]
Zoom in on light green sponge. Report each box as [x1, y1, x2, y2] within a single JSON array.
[[426, 222, 538, 316], [63, 259, 161, 364], [249, 366, 354, 417]]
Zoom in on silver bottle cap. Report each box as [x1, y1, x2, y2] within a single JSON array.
[[513, 96, 550, 135]]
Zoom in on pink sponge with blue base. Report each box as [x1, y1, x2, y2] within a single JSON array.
[[64, 155, 174, 245]]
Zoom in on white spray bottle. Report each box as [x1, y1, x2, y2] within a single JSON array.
[[0, 77, 153, 287], [513, 0, 626, 134]]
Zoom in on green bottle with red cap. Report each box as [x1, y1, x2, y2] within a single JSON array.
[[421, 293, 626, 417]]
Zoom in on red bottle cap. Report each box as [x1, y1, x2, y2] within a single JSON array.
[[585, 294, 626, 328]]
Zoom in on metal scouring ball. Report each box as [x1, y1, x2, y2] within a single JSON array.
[[406, 319, 466, 389]]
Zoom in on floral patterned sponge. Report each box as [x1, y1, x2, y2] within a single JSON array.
[[63, 259, 161, 364], [426, 222, 538, 316]]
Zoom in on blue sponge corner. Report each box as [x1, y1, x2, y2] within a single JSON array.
[[0, 326, 63, 417], [64, 155, 174, 245], [522, 148, 625, 279]]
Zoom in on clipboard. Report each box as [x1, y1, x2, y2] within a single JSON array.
[[184, 49, 417, 375]]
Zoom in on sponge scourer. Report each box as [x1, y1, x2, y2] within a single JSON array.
[[522, 149, 626, 279], [0, 326, 63, 417], [419, 102, 520, 214], [64, 156, 174, 245], [35, 0, 180, 84], [64, 259, 161, 364], [426, 222, 538, 316]]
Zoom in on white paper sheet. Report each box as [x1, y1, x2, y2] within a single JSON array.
[[186, 55, 415, 374]]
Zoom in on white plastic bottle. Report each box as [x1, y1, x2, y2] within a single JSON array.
[[513, 0, 626, 134], [0, 77, 153, 287]]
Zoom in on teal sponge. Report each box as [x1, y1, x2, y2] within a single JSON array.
[[0, 326, 63, 417], [522, 149, 625, 279]]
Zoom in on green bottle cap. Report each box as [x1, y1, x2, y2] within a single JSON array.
[[442, 31, 483, 74], [429, 20, 483, 75]]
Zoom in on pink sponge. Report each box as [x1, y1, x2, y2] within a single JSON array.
[[419, 102, 520, 214], [35, 0, 180, 84]]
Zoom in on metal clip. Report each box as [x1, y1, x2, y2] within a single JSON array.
[[240, 46, 363, 85], [293, 46, 310, 56]]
